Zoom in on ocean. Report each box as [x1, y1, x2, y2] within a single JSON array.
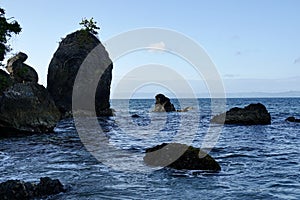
[[0, 98, 300, 199]]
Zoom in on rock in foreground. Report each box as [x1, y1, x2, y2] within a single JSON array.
[[0, 83, 60, 135], [211, 103, 271, 125], [144, 143, 221, 171], [0, 177, 65, 200], [153, 94, 176, 112]]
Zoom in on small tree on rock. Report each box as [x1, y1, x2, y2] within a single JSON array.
[[79, 17, 100, 35], [0, 7, 22, 65]]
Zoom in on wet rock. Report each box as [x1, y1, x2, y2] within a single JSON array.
[[131, 114, 140, 118], [144, 143, 221, 171], [285, 116, 300, 123], [0, 177, 65, 200], [47, 30, 113, 117], [153, 94, 176, 112], [211, 103, 271, 125], [177, 106, 193, 112], [6, 52, 38, 83], [35, 177, 65, 197], [0, 69, 13, 95], [0, 82, 60, 135]]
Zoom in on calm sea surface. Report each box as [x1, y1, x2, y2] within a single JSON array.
[[0, 98, 300, 199]]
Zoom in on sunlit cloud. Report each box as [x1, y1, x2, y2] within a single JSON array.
[[148, 41, 167, 52]]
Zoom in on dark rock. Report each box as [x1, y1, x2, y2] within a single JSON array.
[[0, 180, 31, 200], [0, 82, 60, 135], [153, 94, 176, 112], [0, 69, 13, 95], [47, 30, 113, 118], [144, 143, 221, 171], [0, 177, 65, 200], [285, 116, 300, 123], [131, 114, 140, 118], [211, 103, 271, 125], [6, 52, 38, 83], [35, 177, 65, 197]]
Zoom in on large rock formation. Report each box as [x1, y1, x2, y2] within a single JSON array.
[[144, 143, 221, 171], [0, 69, 13, 95], [0, 177, 65, 200], [6, 52, 38, 83], [211, 103, 271, 125], [153, 94, 176, 112], [0, 82, 60, 135], [0, 52, 61, 136], [47, 30, 113, 117]]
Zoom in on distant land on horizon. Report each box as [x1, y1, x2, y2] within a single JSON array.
[[224, 91, 300, 98], [110, 78, 300, 100]]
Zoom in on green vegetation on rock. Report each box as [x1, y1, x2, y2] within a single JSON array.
[[0, 7, 22, 65], [79, 17, 100, 35]]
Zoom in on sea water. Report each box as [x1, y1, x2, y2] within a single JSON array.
[[0, 98, 299, 199]]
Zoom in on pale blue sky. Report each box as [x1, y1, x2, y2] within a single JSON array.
[[1, 0, 300, 97]]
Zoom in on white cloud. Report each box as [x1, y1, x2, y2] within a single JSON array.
[[148, 41, 167, 52]]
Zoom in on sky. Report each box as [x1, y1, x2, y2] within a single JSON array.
[[1, 0, 300, 98]]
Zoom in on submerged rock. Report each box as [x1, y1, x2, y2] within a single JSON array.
[[0, 82, 60, 135], [144, 143, 221, 171], [0, 177, 65, 200], [47, 30, 113, 118], [6, 52, 38, 83], [211, 103, 271, 125], [131, 114, 141, 118], [153, 94, 176, 112], [285, 116, 300, 123]]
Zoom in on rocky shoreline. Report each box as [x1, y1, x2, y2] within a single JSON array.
[[0, 28, 299, 199], [0, 29, 113, 136], [0, 53, 60, 136], [0, 28, 295, 136]]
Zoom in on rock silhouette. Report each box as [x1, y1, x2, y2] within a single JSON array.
[[0, 177, 65, 200], [144, 143, 221, 171], [153, 94, 176, 112], [47, 30, 113, 118], [211, 103, 271, 125], [0, 82, 60, 136], [6, 52, 38, 83], [285, 116, 300, 123]]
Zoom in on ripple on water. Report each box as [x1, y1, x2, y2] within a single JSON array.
[[1, 98, 300, 199]]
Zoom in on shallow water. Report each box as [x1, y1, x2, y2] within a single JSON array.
[[1, 98, 300, 199]]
